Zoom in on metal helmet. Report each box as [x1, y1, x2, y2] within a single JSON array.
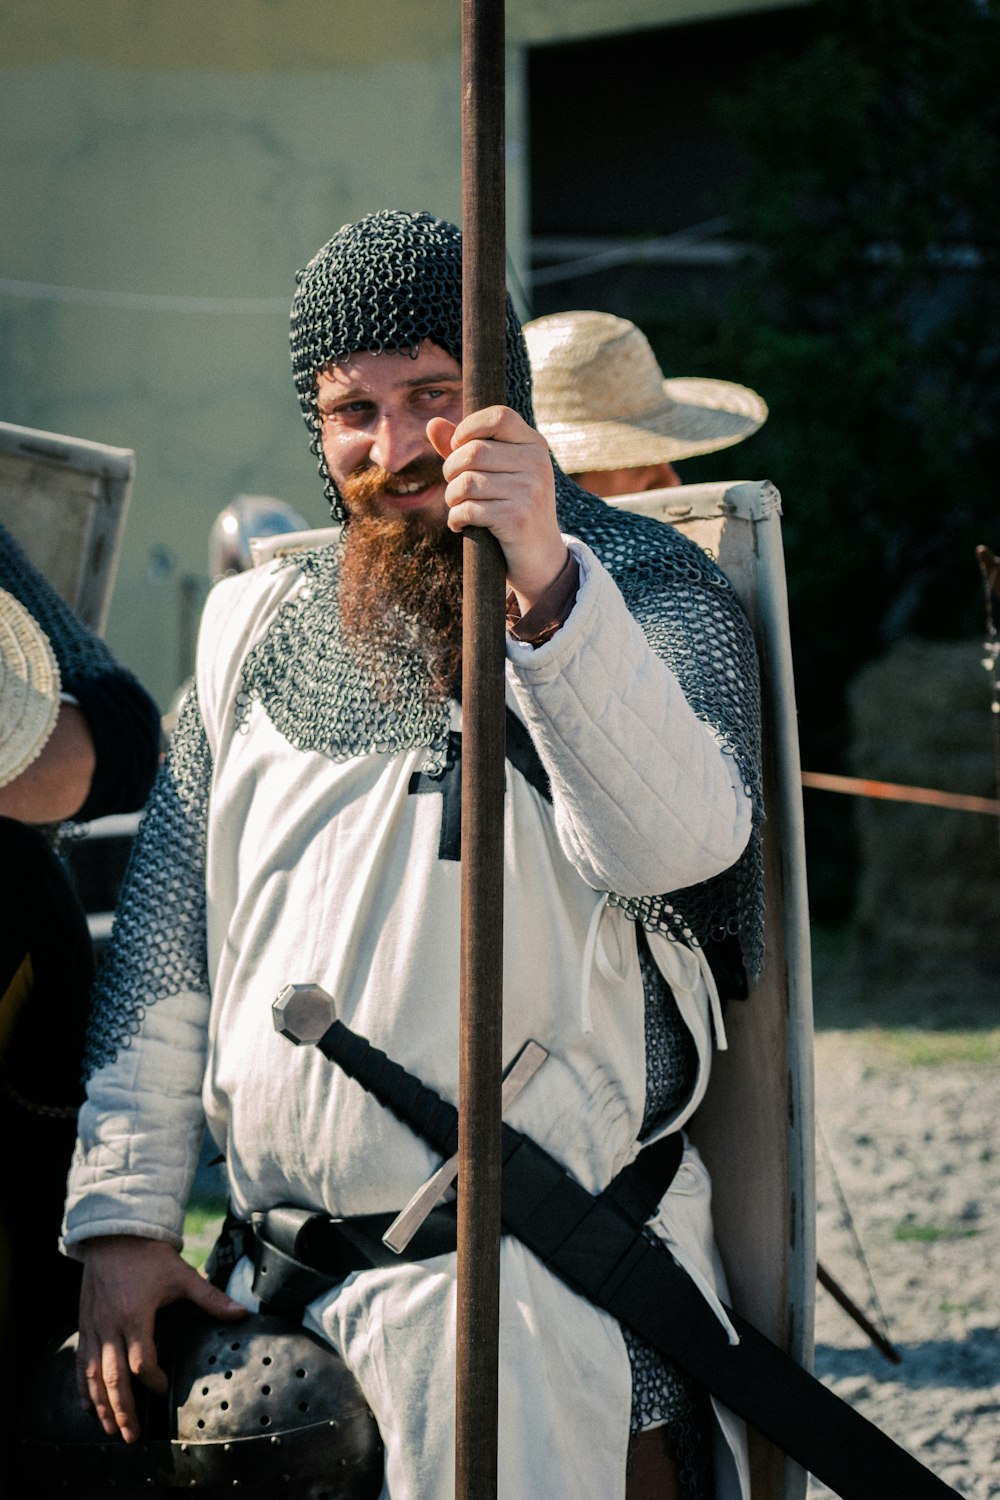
[[19, 1306, 383, 1498], [208, 495, 311, 580]]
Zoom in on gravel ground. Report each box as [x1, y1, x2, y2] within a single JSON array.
[[808, 1028, 1000, 1499]]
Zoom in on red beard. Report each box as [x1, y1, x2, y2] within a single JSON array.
[[338, 458, 463, 698]]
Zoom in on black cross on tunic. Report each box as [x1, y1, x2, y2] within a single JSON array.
[[407, 708, 552, 861]]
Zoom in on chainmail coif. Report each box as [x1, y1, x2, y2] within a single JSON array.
[[290, 209, 535, 521]]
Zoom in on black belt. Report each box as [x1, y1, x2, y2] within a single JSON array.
[[245, 1129, 684, 1312], [246, 1203, 460, 1310], [268, 1018, 958, 1500]]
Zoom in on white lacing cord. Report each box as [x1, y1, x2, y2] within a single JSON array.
[[579, 892, 610, 1035], [668, 1243, 741, 1347], [697, 949, 728, 1053]]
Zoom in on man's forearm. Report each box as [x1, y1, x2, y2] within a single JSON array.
[[0, 701, 96, 822], [507, 543, 753, 895]]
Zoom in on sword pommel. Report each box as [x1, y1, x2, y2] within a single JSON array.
[[272, 982, 337, 1045]]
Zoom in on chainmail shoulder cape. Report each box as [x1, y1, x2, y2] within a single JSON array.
[[84, 488, 763, 1082], [84, 207, 764, 1079], [234, 470, 765, 967]]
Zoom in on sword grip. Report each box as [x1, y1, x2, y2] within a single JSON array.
[[317, 1019, 460, 1159]]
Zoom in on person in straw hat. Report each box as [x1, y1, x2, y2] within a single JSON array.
[[0, 524, 162, 826], [0, 524, 161, 1485], [0, 586, 63, 808], [522, 309, 768, 498]]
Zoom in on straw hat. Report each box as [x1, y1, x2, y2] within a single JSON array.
[[523, 310, 768, 472], [0, 588, 61, 791]]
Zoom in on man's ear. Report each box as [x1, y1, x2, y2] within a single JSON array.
[[426, 417, 458, 459]]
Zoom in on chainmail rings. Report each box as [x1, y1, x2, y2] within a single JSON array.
[[290, 210, 535, 521], [285, 209, 764, 978], [82, 688, 211, 1075], [0, 523, 134, 704], [236, 467, 764, 977], [235, 540, 452, 775]]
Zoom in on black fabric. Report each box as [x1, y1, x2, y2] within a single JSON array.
[[244, 1204, 462, 1315], [0, 818, 91, 1367], [0, 522, 162, 825], [72, 672, 163, 823], [238, 1137, 682, 1319], [407, 710, 552, 863], [312, 1018, 961, 1500], [502, 707, 552, 803], [601, 1131, 684, 1228]]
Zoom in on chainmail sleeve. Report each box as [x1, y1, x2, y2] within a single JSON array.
[[553, 475, 765, 983], [82, 687, 212, 1078]]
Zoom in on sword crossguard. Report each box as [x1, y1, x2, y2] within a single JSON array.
[[273, 982, 337, 1045]]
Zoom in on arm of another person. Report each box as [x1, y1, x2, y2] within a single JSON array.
[[0, 698, 96, 822], [0, 523, 162, 824]]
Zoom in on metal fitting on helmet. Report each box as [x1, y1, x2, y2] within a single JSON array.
[[209, 495, 311, 580], [19, 1305, 383, 1498]]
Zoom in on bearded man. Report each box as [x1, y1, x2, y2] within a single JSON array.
[[62, 211, 763, 1500]]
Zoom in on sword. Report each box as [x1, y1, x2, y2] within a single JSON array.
[[272, 986, 961, 1500], [382, 1039, 548, 1254]]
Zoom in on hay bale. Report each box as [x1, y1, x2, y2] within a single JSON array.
[[847, 638, 1000, 977]]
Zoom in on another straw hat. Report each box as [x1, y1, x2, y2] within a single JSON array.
[[0, 588, 61, 790], [523, 310, 768, 472]]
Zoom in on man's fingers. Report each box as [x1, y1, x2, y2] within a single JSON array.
[[441, 436, 530, 482], [101, 1342, 143, 1442], [450, 404, 520, 446], [185, 1271, 249, 1323], [128, 1330, 168, 1395], [77, 1336, 139, 1441]]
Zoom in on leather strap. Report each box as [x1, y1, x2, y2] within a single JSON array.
[[246, 1135, 684, 1314], [300, 1018, 960, 1500]]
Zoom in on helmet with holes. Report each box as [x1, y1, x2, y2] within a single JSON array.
[[18, 1305, 383, 1497]]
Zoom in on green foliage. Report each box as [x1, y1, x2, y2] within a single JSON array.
[[640, 0, 1000, 915], [182, 1200, 226, 1273], [893, 1221, 982, 1242], [869, 1027, 1000, 1064]]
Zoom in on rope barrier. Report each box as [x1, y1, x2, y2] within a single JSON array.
[[800, 770, 1000, 815]]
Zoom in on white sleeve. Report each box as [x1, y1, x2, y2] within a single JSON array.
[[505, 539, 752, 897], [62, 686, 216, 1249], [63, 988, 210, 1250]]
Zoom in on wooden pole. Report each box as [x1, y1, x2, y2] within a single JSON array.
[[457, 1, 507, 1496], [816, 1261, 902, 1365]]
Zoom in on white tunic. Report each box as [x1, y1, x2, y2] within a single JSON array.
[[65, 538, 751, 1499]]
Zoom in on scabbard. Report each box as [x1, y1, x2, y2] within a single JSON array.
[[315, 1019, 959, 1500]]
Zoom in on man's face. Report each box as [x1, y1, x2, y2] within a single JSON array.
[[317, 341, 464, 523], [571, 462, 682, 497]]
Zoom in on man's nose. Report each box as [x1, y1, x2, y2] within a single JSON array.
[[369, 412, 428, 475]]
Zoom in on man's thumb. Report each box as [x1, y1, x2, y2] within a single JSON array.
[[187, 1273, 248, 1321], [426, 417, 457, 459]]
